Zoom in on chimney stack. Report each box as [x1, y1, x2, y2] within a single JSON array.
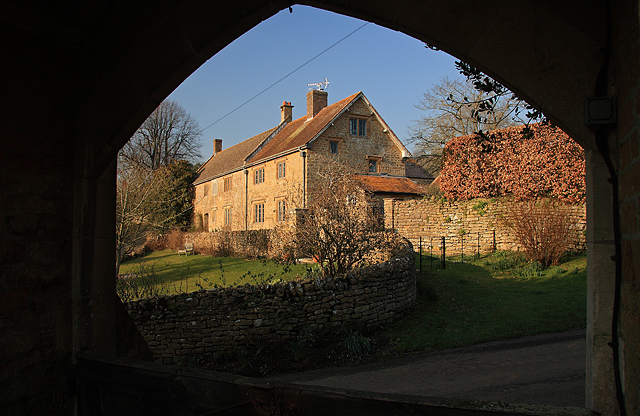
[[306, 89, 328, 120], [213, 139, 222, 155], [280, 101, 293, 123]]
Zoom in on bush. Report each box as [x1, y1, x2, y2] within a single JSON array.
[[341, 330, 372, 360], [143, 234, 167, 252], [199, 231, 234, 257], [440, 124, 585, 203], [164, 229, 185, 250], [503, 198, 574, 267]]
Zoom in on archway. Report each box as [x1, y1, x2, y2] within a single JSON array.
[[3, 1, 633, 415], [74, 1, 614, 413]]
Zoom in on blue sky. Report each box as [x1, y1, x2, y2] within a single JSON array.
[[168, 5, 462, 164]]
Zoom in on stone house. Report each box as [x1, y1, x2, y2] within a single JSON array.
[[193, 90, 431, 231]]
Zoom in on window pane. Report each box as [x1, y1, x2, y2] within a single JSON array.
[[359, 119, 366, 136], [369, 160, 377, 172], [350, 119, 357, 135], [330, 141, 338, 154]]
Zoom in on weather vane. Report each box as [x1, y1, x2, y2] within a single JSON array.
[[307, 77, 330, 91]]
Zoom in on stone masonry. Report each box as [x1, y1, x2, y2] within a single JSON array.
[[385, 197, 586, 256], [125, 246, 416, 364]]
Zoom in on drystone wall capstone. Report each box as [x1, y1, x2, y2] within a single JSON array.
[[126, 246, 416, 364], [385, 197, 586, 256]]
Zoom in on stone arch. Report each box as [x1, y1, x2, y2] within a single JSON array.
[[3, 1, 635, 415]]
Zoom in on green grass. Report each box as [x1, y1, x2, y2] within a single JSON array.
[[382, 251, 587, 354], [118, 249, 315, 297]]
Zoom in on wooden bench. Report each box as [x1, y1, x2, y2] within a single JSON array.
[[178, 242, 193, 256]]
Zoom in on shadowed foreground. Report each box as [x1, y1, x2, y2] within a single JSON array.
[[271, 330, 586, 408]]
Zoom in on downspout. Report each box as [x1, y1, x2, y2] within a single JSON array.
[[300, 150, 307, 208], [244, 168, 249, 231]]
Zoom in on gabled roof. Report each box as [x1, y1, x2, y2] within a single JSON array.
[[247, 92, 360, 162], [193, 127, 277, 185], [194, 92, 410, 185], [354, 175, 425, 195]]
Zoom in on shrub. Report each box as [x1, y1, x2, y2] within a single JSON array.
[[164, 228, 185, 250], [440, 124, 585, 203], [143, 233, 167, 252], [503, 198, 574, 267], [199, 231, 234, 257], [341, 330, 372, 360]]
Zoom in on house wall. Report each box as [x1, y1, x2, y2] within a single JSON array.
[[194, 153, 306, 231], [309, 98, 405, 177], [194, 96, 408, 231], [306, 98, 407, 201]]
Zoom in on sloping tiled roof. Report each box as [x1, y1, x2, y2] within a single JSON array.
[[248, 92, 360, 162], [193, 127, 277, 185], [194, 91, 408, 185], [354, 175, 425, 195], [405, 159, 434, 179]]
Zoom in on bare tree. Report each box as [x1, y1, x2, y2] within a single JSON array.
[[120, 100, 202, 171], [293, 157, 400, 276], [408, 75, 522, 175], [116, 166, 169, 274], [115, 161, 197, 275]]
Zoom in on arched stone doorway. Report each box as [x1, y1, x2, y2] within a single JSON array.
[[2, 1, 635, 415]]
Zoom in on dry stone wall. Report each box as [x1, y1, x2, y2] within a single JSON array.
[[385, 197, 586, 256], [126, 247, 416, 364]]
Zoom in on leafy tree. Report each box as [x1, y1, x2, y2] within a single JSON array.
[[119, 100, 202, 170]]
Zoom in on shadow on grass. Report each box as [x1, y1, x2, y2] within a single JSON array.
[[382, 252, 587, 354]]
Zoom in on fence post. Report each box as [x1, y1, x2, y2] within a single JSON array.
[[419, 236, 422, 272], [430, 237, 433, 270], [477, 233, 480, 259], [461, 233, 464, 263], [441, 236, 446, 269], [493, 230, 497, 252]]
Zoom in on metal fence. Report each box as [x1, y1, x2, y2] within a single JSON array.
[[413, 232, 498, 272]]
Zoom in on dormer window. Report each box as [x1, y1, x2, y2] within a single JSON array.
[[350, 119, 367, 136], [367, 156, 382, 173]]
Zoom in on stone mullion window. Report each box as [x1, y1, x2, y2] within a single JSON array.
[[350, 118, 367, 136], [254, 203, 264, 223], [277, 200, 286, 222], [255, 168, 265, 184]]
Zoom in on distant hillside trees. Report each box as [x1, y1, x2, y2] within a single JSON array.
[[440, 124, 585, 204]]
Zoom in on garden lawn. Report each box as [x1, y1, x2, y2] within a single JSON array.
[[118, 249, 313, 297], [381, 251, 587, 354]]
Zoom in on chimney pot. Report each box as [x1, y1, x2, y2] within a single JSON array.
[[280, 101, 293, 123]]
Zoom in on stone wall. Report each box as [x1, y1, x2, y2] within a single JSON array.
[[125, 246, 416, 364], [385, 197, 586, 256]]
